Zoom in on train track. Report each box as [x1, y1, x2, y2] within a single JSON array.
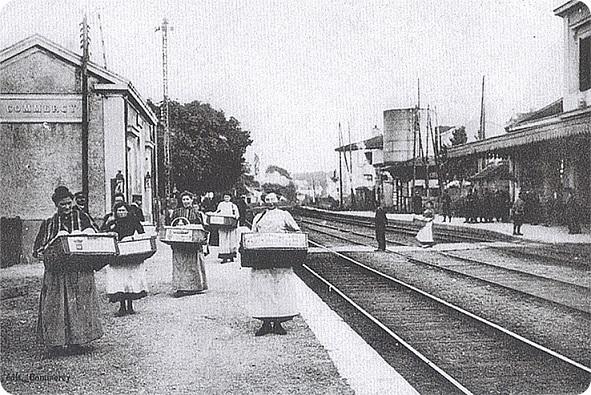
[[298, 218, 591, 316], [294, 207, 590, 266], [294, 207, 504, 244], [298, 232, 591, 394]]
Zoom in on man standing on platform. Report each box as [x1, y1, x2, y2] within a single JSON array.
[[512, 192, 526, 236], [375, 205, 387, 251]]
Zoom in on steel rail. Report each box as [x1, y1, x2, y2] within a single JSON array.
[[305, 236, 591, 375], [303, 239, 474, 395], [440, 250, 590, 291], [304, 220, 591, 318], [303, 216, 589, 299]]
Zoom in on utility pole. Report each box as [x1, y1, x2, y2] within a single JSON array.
[[97, 13, 108, 68], [80, 14, 90, 198], [338, 123, 344, 208], [347, 122, 355, 209], [478, 75, 486, 140], [156, 18, 173, 199], [478, 75, 486, 172], [425, 105, 430, 198], [412, 78, 420, 198]]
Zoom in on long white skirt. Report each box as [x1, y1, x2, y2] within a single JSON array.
[[218, 228, 238, 258], [249, 267, 299, 319], [416, 220, 434, 244], [105, 263, 148, 302]]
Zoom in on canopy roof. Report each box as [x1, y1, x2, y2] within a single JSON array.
[[335, 135, 383, 152], [469, 162, 515, 181]]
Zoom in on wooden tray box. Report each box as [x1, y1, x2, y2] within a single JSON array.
[[161, 225, 209, 245], [43, 234, 118, 272], [240, 232, 308, 268], [111, 236, 157, 265], [206, 215, 238, 228]]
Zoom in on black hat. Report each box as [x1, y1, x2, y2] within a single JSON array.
[[52, 186, 73, 204], [180, 190, 194, 199]]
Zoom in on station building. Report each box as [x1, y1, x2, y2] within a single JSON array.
[[334, 126, 383, 210], [0, 35, 159, 265], [446, 0, 591, 224], [334, 112, 449, 212]]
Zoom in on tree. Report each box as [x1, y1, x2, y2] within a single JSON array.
[[440, 126, 475, 183], [151, 100, 252, 195], [261, 165, 297, 203], [450, 126, 467, 146]]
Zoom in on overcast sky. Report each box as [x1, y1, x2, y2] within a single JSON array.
[[1, 0, 568, 174]]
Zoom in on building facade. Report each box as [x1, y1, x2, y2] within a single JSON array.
[[0, 35, 158, 264], [446, 1, 590, 224]]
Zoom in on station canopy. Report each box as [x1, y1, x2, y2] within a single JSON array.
[[335, 135, 383, 152], [469, 162, 515, 181]]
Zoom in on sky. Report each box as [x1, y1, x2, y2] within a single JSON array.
[[0, 0, 570, 174]]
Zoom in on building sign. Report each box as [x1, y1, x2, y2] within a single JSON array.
[[0, 94, 82, 123]]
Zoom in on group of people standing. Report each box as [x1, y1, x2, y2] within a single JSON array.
[[33, 186, 302, 355], [462, 188, 511, 224]]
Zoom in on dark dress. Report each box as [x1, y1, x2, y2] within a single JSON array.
[[170, 207, 208, 293], [34, 210, 103, 347], [565, 195, 581, 234], [375, 207, 387, 250]]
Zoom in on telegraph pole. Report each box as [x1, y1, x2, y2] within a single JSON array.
[[80, 15, 90, 197], [156, 18, 173, 199]]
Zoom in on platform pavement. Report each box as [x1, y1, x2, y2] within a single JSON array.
[[1, 239, 419, 394], [308, 209, 591, 245], [206, 245, 419, 395]]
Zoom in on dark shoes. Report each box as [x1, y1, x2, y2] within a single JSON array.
[[255, 322, 272, 337], [255, 321, 287, 336], [272, 322, 287, 335]]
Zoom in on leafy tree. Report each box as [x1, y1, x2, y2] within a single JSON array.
[[440, 126, 475, 183], [262, 182, 297, 203], [233, 163, 260, 196], [150, 100, 252, 196], [266, 165, 292, 180], [261, 165, 297, 203], [450, 126, 467, 146]]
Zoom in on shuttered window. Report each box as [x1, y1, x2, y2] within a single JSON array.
[[580, 36, 591, 91]]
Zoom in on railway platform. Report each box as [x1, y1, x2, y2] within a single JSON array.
[[1, 240, 418, 395], [304, 208, 591, 244]]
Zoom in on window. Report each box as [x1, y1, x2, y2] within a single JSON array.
[[580, 36, 591, 91], [364, 152, 373, 164]]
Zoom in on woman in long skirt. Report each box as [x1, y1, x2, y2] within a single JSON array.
[[34, 186, 103, 354], [416, 201, 435, 248], [101, 202, 148, 316], [249, 192, 301, 336], [171, 191, 208, 296], [214, 193, 240, 263]]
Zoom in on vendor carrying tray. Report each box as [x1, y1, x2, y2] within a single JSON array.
[[111, 235, 157, 266], [161, 224, 209, 245], [206, 214, 238, 228], [240, 232, 308, 268], [43, 234, 118, 272]]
